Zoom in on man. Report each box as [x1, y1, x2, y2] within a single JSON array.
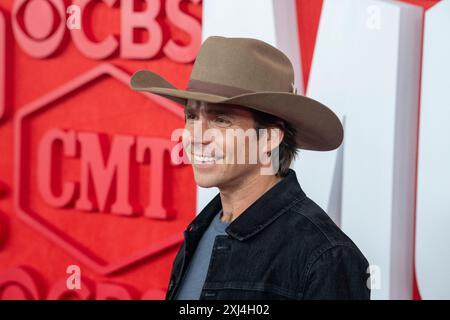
[[130, 36, 370, 300]]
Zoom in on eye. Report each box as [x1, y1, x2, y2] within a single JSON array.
[[214, 116, 231, 125], [185, 112, 198, 120]]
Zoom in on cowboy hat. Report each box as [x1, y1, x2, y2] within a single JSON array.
[[129, 36, 343, 151]]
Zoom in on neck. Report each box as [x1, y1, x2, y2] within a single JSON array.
[[219, 170, 283, 223]]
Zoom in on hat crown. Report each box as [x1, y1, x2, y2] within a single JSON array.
[[189, 36, 295, 94]]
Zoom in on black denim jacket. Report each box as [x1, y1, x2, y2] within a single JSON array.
[[166, 169, 370, 300]]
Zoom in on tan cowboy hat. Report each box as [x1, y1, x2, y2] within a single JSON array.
[[130, 36, 343, 151]]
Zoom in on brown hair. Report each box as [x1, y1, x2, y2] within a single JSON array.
[[252, 110, 299, 177]]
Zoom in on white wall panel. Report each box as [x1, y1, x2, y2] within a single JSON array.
[[416, 0, 450, 300]]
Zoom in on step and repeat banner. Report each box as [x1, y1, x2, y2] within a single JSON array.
[[0, 0, 448, 300]]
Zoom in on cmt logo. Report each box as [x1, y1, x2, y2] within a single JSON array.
[[13, 63, 195, 275], [37, 129, 178, 219]]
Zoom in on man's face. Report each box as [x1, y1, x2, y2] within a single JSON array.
[[183, 99, 263, 189]]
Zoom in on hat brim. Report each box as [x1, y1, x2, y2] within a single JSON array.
[[130, 70, 343, 151]]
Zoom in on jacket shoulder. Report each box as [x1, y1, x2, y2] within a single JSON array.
[[286, 196, 368, 264]]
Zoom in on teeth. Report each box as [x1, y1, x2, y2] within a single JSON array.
[[194, 154, 216, 162]]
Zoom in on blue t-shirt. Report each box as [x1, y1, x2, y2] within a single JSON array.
[[175, 210, 231, 300]]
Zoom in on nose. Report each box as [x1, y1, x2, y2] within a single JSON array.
[[191, 115, 213, 145]]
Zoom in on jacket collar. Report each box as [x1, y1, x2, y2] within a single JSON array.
[[186, 169, 307, 241]]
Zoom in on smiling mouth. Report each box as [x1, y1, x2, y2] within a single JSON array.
[[192, 154, 223, 163]]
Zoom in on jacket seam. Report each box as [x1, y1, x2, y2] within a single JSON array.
[[203, 282, 302, 300], [231, 194, 307, 240], [290, 201, 337, 245]]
